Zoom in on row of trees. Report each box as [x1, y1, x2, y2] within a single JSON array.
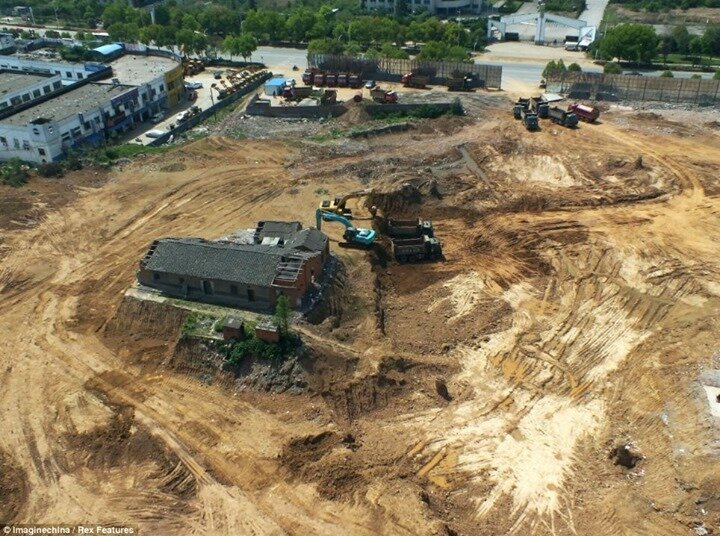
[[96, 0, 486, 61], [596, 22, 720, 64]]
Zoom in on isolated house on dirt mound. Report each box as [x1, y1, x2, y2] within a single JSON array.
[[137, 221, 330, 312]]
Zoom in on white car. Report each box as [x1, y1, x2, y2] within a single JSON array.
[[145, 129, 167, 139], [185, 81, 203, 90], [151, 112, 164, 123]]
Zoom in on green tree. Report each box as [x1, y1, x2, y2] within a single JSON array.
[[603, 61, 623, 74], [598, 23, 659, 64], [107, 22, 140, 43], [236, 33, 257, 61], [671, 25, 690, 54], [274, 295, 291, 336], [379, 42, 409, 59], [660, 69, 674, 77], [567, 62, 582, 72], [701, 25, 720, 56], [417, 41, 469, 61], [690, 73, 702, 79], [307, 37, 344, 55], [542, 59, 567, 78]]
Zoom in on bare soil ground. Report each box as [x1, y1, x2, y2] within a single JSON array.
[[611, 6, 720, 25], [2, 96, 720, 535]]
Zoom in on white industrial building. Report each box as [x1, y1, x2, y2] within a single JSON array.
[[364, 0, 483, 15], [0, 52, 184, 163]]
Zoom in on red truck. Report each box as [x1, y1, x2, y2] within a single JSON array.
[[568, 103, 600, 123], [302, 68, 319, 85], [313, 72, 325, 86], [370, 88, 398, 103], [325, 73, 338, 87]]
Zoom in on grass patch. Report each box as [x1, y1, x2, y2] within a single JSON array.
[[222, 331, 301, 365], [181, 312, 221, 338]]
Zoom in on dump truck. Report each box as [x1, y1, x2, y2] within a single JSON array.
[[313, 72, 325, 86], [337, 73, 348, 87], [530, 97, 549, 118], [392, 236, 443, 263], [548, 106, 579, 128], [447, 76, 475, 92], [283, 86, 313, 101], [387, 218, 434, 238], [401, 73, 430, 89], [371, 88, 398, 103], [348, 74, 362, 88], [325, 73, 338, 87], [568, 103, 600, 123], [302, 68, 320, 85], [521, 108, 539, 131]]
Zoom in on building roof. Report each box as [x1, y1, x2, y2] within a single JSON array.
[[224, 316, 244, 329], [265, 78, 287, 87], [109, 54, 179, 85], [256, 221, 302, 242], [2, 82, 135, 126], [144, 238, 285, 287], [284, 228, 328, 253], [93, 43, 123, 56], [0, 72, 48, 94]]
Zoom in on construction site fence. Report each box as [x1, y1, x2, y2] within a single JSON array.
[[547, 72, 720, 106], [148, 72, 271, 147], [308, 54, 502, 89]]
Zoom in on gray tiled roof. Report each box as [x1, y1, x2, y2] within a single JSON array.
[[284, 228, 328, 253], [144, 238, 283, 287], [256, 220, 302, 242]]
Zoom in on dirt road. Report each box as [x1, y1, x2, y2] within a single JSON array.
[[2, 104, 720, 535]]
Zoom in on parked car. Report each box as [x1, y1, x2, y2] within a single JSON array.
[[145, 130, 166, 139], [185, 81, 203, 89], [151, 112, 164, 123], [364, 80, 376, 89], [213, 71, 223, 79]]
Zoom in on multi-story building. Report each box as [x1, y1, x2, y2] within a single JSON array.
[[363, 0, 484, 15], [0, 51, 184, 163]]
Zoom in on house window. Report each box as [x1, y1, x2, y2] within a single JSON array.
[[32, 89, 40, 98], [230, 285, 238, 295], [203, 281, 213, 294], [83, 122, 91, 130], [77, 73, 83, 79], [22, 140, 29, 150], [53, 81, 61, 90], [13, 139, 19, 149], [66, 71, 72, 78], [21, 93, 30, 102], [247, 289, 255, 301], [43, 85, 50, 94], [159, 84, 164, 92], [38, 148, 46, 155], [153, 273, 160, 281]]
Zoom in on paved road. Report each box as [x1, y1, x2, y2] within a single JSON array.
[[581, 0, 610, 28]]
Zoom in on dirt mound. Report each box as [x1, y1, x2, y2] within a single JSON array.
[[340, 100, 371, 126], [366, 182, 424, 217], [0, 450, 28, 523]]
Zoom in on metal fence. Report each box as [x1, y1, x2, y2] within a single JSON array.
[[547, 72, 720, 106], [308, 54, 502, 89]]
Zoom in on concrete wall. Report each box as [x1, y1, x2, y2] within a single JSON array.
[[138, 268, 277, 313], [245, 95, 347, 119], [0, 55, 94, 81]]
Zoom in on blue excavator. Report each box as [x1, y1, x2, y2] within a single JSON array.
[[315, 208, 376, 247]]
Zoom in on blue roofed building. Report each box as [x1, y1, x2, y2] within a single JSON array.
[[92, 43, 124, 60]]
